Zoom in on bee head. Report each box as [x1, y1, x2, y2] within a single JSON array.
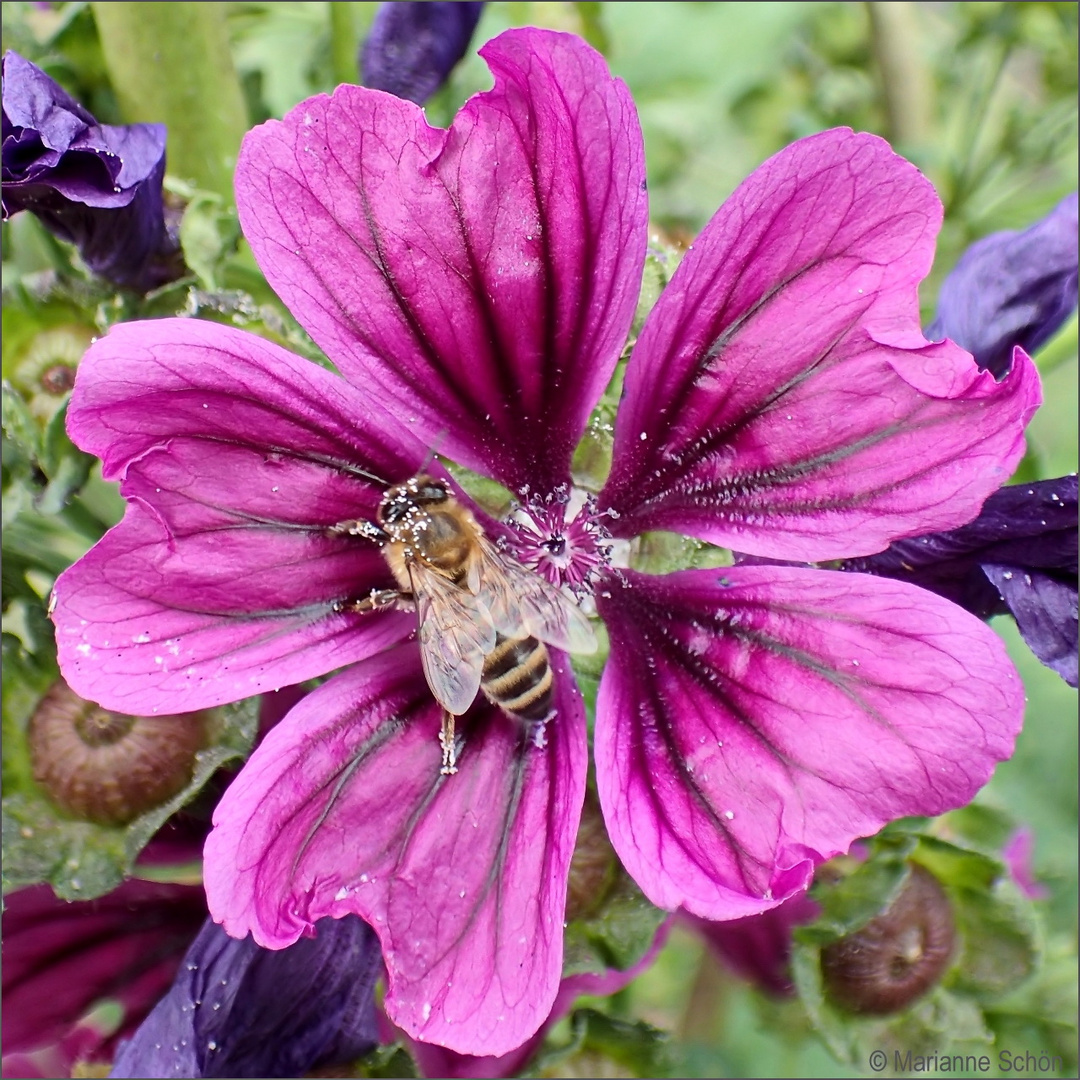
[[378, 474, 449, 525]]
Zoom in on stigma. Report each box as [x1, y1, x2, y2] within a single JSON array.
[[506, 485, 614, 597]]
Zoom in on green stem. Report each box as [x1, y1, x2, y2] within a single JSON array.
[[329, 2, 360, 86], [333, 2, 380, 86], [91, 2, 249, 202], [866, 2, 932, 147], [946, 42, 1012, 217], [678, 947, 730, 1044]]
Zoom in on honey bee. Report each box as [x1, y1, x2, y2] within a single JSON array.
[[331, 475, 595, 774]]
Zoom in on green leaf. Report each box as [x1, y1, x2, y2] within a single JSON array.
[[178, 193, 241, 291], [1, 381, 42, 463], [531, 1007, 671, 1078], [983, 937, 1079, 1073], [795, 842, 915, 946], [940, 803, 1019, 856], [947, 876, 1040, 1000], [353, 1043, 420, 1078], [791, 938, 861, 1063], [1, 388, 93, 513], [1, 696, 258, 899], [37, 399, 94, 514], [562, 868, 666, 977]]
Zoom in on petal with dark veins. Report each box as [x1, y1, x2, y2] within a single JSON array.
[[595, 566, 1025, 919], [53, 319, 420, 713], [237, 28, 647, 494], [204, 646, 587, 1056], [601, 128, 1040, 561]]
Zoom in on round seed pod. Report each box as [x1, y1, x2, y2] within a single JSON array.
[[13, 327, 89, 418], [821, 863, 955, 1015], [28, 680, 206, 826]]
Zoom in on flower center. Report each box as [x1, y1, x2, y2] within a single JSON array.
[[504, 485, 614, 597]]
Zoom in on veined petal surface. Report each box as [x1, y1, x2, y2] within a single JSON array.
[[204, 646, 587, 1056], [52, 319, 418, 713], [1, 880, 206, 1059], [601, 128, 1040, 561], [237, 28, 647, 494], [595, 567, 1024, 919]]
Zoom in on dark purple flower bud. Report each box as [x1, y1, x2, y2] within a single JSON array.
[[109, 915, 380, 1079], [843, 476, 1078, 686], [360, 2, 485, 105], [1, 51, 181, 292], [927, 194, 1079, 378]]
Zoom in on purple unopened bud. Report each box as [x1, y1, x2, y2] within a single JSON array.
[[928, 194, 1078, 378], [2, 51, 182, 292], [843, 476, 1078, 687], [360, 2, 485, 105], [110, 916, 381, 1078]]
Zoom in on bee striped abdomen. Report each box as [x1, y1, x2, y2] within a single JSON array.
[[481, 634, 553, 722]]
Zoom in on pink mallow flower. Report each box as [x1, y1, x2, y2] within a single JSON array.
[[51, 28, 1040, 1058]]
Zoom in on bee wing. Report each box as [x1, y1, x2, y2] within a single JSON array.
[[410, 561, 497, 715], [471, 538, 597, 655]]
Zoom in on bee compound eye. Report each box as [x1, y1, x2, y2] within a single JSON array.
[[416, 482, 448, 504]]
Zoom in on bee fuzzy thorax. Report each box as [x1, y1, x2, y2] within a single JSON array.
[[334, 472, 596, 774]]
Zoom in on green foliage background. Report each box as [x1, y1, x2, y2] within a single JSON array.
[[2, 3, 1076, 1077]]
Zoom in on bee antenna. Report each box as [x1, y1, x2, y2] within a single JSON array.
[[348, 463, 392, 486], [419, 430, 449, 471]]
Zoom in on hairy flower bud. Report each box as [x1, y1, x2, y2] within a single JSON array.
[[28, 680, 205, 825], [820, 864, 955, 1015], [565, 789, 619, 923]]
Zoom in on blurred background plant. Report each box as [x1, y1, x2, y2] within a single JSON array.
[[2, 3, 1076, 1077]]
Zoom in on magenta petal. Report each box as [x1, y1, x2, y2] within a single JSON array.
[[52, 319, 419, 713], [204, 646, 587, 1056], [237, 28, 648, 493], [1, 880, 206, 1058], [601, 128, 1041, 560], [408, 919, 671, 1079], [594, 567, 1024, 919], [63, 318, 420, 482]]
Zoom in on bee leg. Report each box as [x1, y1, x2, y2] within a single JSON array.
[[328, 519, 388, 544], [528, 718, 550, 750], [334, 589, 408, 615], [438, 710, 459, 776]]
